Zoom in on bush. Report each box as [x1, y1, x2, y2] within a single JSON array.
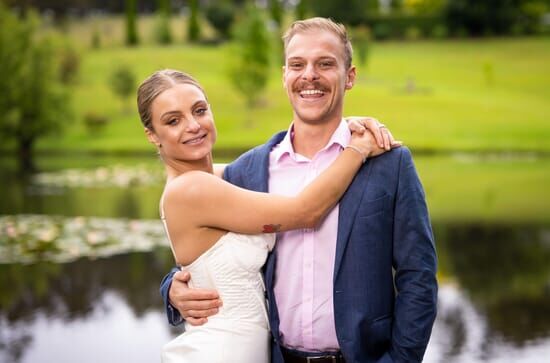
[[0, 5, 72, 169], [367, 14, 442, 39], [109, 66, 136, 110], [83, 112, 109, 133], [205, 2, 235, 40], [155, 0, 172, 44], [91, 27, 101, 49], [125, 0, 139, 45], [229, 4, 271, 108], [58, 45, 80, 84], [188, 0, 201, 42]]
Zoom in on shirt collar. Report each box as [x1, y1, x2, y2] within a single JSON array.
[[272, 119, 351, 164]]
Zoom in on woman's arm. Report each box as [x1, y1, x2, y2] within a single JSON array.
[[163, 131, 387, 235]]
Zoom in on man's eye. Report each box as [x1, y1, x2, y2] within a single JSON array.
[[320, 62, 333, 68], [289, 63, 302, 68]]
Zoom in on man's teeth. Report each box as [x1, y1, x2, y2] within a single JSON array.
[[300, 89, 324, 95]]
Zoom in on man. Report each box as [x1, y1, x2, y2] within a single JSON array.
[[160, 17, 437, 363]]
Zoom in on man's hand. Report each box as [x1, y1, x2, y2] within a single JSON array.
[[169, 270, 223, 326], [346, 116, 402, 151]]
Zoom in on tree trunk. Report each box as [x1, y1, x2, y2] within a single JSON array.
[[18, 137, 36, 173]]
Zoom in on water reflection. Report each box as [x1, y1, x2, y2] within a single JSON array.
[[1, 155, 550, 362], [1, 223, 549, 362], [0, 250, 177, 363]]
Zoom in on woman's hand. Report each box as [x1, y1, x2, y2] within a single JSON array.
[[345, 116, 402, 151]]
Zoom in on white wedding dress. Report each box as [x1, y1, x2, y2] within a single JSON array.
[[161, 231, 275, 363]]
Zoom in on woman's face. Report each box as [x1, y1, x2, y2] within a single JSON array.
[[147, 83, 216, 162]]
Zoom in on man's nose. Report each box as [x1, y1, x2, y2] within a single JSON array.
[[301, 63, 319, 81]]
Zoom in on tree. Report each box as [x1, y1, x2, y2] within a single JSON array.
[[155, 0, 173, 44], [0, 5, 71, 170], [109, 66, 137, 112], [125, 0, 139, 45], [352, 25, 371, 71], [187, 0, 201, 42], [443, 0, 546, 36], [295, 0, 309, 20], [309, 0, 368, 25], [229, 3, 271, 110], [205, 1, 236, 40], [269, 0, 283, 28]]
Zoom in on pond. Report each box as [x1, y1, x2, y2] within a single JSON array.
[[1, 154, 549, 363]]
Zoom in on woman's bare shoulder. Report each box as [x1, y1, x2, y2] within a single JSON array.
[[164, 171, 221, 204]]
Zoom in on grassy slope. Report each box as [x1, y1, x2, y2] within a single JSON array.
[[35, 33, 550, 153]]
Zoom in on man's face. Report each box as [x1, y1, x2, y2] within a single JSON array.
[[283, 30, 356, 126]]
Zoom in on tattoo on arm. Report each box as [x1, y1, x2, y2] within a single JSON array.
[[262, 224, 282, 233]]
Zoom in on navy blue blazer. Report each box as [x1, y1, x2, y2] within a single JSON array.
[[160, 131, 438, 363]]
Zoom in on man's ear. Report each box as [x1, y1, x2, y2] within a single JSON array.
[[282, 65, 287, 88], [145, 127, 160, 147], [345, 65, 356, 90]]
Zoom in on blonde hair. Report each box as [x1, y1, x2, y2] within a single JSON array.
[[137, 69, 206, 130], [282, 17, 353, 69]]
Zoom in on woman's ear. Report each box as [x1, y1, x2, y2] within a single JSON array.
[[145, 127, 161, 147]]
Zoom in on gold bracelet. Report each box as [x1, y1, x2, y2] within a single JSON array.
[[345, 145, 367, 163]]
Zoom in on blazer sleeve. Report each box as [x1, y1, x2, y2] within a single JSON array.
[[390, 147, 438, 362], [160, 266, 184, 326]]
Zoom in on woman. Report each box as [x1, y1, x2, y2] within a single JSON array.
[[136, 69, 395, 363]]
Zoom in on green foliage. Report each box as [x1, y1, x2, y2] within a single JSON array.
[[125, 0, 139, 45], [83, 111, 110, 134], [91, 26, 101, 49], [294, 0, 309, 20], [352, 25, 371, 69], [269, 0, 283, 27], [0, 5, 71, 168], [229, 4, 271, 108], [155, 0, 173, 45], [109, 66, 136, 108], [188, 0, 201, 42], [368, 14, 442, 40], [58, 43, 80, 85], [310, 0, 368, 25], [444, 0, 549, 36], [205, 1, 236, 40]]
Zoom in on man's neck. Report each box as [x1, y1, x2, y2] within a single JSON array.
[[291, 118, 342, 159]]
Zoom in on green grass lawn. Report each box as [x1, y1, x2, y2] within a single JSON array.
[[35, 32, 550, 153]]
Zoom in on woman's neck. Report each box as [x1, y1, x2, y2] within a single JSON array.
[[164, 154, 214, 181]]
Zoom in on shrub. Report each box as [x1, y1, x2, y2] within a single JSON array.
[[228, 4, 271, 108], [188, 0, 201, 42], [109, 66, 136, 110], [83, 112, 109, 133], [205, 2, 235, 40]]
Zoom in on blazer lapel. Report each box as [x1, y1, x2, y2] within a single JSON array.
[[333, 160, 372, 281], [245, 131, 287, 193]]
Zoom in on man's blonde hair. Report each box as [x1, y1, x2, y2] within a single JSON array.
[[282, 17, 353, 69]]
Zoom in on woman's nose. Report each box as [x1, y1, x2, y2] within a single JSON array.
[[185, 118, 201, 132]]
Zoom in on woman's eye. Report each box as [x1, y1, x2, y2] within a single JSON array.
[[195, 108, 207, 115], [167, 118, 177, 125]]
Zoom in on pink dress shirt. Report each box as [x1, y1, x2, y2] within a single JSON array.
[[269, 120, 351, 352]]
